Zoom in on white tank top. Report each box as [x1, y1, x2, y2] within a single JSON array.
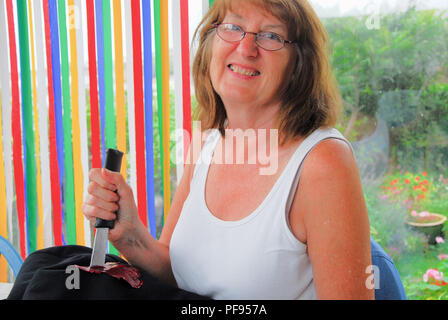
[[169, 127, 351, 299]]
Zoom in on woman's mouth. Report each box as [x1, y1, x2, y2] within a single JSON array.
[[228, 64, 261, 77]]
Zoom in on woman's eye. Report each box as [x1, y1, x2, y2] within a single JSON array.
[[259, 32, 282, 42], [226, 24, 242, 32]]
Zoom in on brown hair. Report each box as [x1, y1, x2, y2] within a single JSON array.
[[192, 0, 342, 146]]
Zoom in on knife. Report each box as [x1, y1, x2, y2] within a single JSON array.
[[90, 148, 124, 268]]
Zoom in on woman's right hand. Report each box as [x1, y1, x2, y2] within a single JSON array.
[[82, 168, 142, 245]]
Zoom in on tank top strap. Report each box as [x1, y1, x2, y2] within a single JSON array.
[[281, 127, 353, 216], [191, 128, 222, 187]]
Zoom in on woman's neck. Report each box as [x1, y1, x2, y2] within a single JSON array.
[[223, 100, 281, 132]]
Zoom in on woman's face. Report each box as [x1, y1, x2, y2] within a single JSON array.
[[209, 2, 293, 108]]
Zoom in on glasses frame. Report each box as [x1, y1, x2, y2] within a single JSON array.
[[213, 23, 296, 51]]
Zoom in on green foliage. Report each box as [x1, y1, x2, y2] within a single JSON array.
[[364, 185, 427, 261], [324, 7, 448, 174], [399, 246, 448, 300]]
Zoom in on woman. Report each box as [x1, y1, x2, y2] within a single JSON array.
[[83, 0, 374, 300]]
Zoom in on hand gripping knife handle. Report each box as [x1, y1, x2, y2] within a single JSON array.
[[94, 148, 124, 229]]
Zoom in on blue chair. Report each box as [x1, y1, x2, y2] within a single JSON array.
[[371, 237, 406, 300], [0, 235, 23, 278]]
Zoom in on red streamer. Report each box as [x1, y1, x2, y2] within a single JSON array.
[[6, 0, 27, 258], [86, 0, 102, 169], [131, 0, 148, 226], [180, 0, 192, 164], [42, 0, 63, 246]]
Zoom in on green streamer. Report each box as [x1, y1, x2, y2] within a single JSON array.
[[209, 0, 215, 7], [154, 0, 164, 200], [102, 0, 118, 255], [57, 0, 76, 245], [16, 0, 38, 253], [102, 0, 116, 150]]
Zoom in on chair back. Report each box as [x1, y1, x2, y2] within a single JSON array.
[[371, 238, 407, 300], [0, 236, 24, 278]]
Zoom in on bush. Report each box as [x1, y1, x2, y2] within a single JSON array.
[[364, 185, 427, 261], [324, 7, 448, 174]]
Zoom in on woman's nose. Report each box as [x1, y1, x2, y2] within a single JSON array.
[[236, 33, 259, 58]]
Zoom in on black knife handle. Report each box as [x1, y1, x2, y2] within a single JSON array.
[[94, 148, 124, 229]]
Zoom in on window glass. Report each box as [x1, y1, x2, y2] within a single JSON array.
[[312, 0, 448, 299]]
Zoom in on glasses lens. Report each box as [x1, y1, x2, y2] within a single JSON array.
[[256, 32, 284, 51], [217, 24, 243, 42]]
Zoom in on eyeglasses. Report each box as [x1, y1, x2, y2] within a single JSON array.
[[213, 23, 295, 51]]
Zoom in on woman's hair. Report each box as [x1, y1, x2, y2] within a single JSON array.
[[192, 0, 342, 146]]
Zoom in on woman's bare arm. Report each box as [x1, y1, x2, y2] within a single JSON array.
[[290, 139, 374, 300]]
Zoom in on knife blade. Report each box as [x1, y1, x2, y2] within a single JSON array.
[[90, 148, 124, 268]]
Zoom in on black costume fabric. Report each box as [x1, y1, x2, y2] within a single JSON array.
[[7, 245, 210, 300]]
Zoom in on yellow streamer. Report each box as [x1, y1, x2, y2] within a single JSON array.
[[68, 0, 84, 246], [0, 91, 8, 282], [161, 0, 171, 221], [27, 0, 44, 251], [113, 0, 127, 180]]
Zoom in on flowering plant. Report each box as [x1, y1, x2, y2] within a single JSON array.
[[423, 268, 448, 286], [381, 170, 432, 211]]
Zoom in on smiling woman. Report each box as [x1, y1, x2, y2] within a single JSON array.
[[192, 0, 342, 146], [79, 0, 374, 300]]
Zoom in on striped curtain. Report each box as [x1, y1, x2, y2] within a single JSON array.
[[0, 0, 216, 282]]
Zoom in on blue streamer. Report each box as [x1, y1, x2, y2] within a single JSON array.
[[95, 0, 106, 164], [142, 0, 156, 238], [48, 0, 66, 244]]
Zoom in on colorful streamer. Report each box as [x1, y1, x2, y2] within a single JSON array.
[[113, 0, 127, 181], [49, 0, 67, 246], [6, 0, 27, 258], [17, 0, 39, 254], [1, 0, 198, 259], [124, 0, 137, 210], [160, 0, 171, 222], [95, 0, 106, 162], [0, 0, 10, 282], [180, 0, 192, 166], [67, 0, 85, 246], [154, 0, 171, 224], [0, 9, 7, 273], [154, 0, 164, 221], [102, 0, 116, 152], [43, 0, 63, 247], [86, 0, 101, 169], [131, 0, 148, 227], [75, 0, 91, 247], [0, 92, 8, 281], [27, 0, 45, 251], [49, 0, 66, 218], [33, 0, 53, 248], [0, 0, 15, 255], [101, 0, 118, 255], [142, 0, 156, 238], [173, 0, 192, 185], [57, 0, 77, 245], [173, 0, 184, 186]]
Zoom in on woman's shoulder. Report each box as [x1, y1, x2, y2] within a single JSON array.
[[301, 136, 357, 183]]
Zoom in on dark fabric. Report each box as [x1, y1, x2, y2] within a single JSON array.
[[7, 245, 210, 300], [370, 238, 407, 300]]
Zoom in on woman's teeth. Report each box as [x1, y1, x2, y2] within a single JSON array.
[[229, 64, 260, 77]]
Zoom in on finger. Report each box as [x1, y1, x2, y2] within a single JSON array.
[[101, 169, 135, 200], [82, 202, 117, 222], [84, 193, 119, 213], [87, 181, 120, 203], [89, 168, 117, 191]]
